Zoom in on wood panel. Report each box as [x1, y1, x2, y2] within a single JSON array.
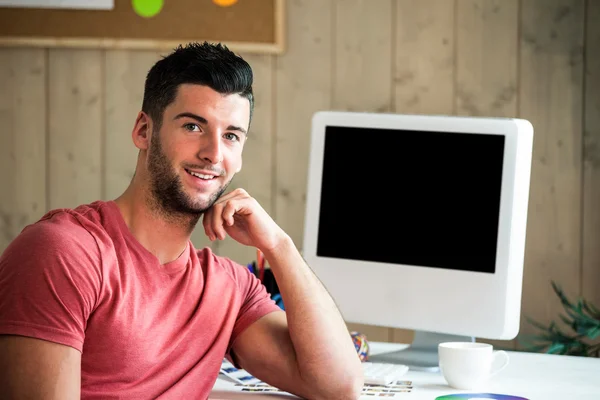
[[518, 0, 585, 347], [582, 0, 600, 308], [48, 49, 103, 209], [394, 0, 455, 115], [104, 49, 163, 200], [214, 54, 274, 265], [332, 0, 394, 343], [274, 0, 333, 249], [455, 0, 520, 350], [0, 49, 46, 253], [333, 0, 393, 114], [455, 0, 519, 118], [391, 0, 455, 344]]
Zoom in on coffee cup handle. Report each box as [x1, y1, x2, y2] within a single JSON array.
[[490, 350, 510, 376]]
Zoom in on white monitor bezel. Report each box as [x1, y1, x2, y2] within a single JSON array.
[[302, 111, 533, 340]]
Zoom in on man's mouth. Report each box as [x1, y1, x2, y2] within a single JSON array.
[[185, 169, 218, 180]]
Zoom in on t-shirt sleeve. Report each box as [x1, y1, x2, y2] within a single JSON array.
[[0, 213, 102, 352], [224, 258, 282, 355]]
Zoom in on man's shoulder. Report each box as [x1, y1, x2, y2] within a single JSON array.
[[0, 201, 113, 272], [40, 200, 108, 224], [16, 200, 113, 251]]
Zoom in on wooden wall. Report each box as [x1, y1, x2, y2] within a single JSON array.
[[1, 0, 598, 351]]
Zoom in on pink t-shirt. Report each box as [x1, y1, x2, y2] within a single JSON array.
[[0, 200, 281, 399]]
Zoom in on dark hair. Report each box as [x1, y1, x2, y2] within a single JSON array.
[[142, 42, 254, 130]]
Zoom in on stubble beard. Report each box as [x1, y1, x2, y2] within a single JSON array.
[[147, 130, 232, 229]]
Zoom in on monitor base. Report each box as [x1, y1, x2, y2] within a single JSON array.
[[367, 331, 474, 372]]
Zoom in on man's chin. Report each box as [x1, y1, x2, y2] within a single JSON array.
[[183, 197, 217, 214], [179, 183, 227, 213]]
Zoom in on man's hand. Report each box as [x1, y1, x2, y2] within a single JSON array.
[[202, 188, 288, 251]]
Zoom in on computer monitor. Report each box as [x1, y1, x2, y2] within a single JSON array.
[[302, 111, 533, 371]]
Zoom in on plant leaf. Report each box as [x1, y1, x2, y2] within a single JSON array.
[[583, 299, 600, 319], [552, 281, 574, 309], [559, 314, 574, 328], [547, 343, 565, 354], [587, 326, 600, 339], [524, 282, 600, 358]]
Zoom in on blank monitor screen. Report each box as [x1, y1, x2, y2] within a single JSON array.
[[316, 126, 505, 274]]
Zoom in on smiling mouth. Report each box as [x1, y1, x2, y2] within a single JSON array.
[[185, 169, 218, 180]]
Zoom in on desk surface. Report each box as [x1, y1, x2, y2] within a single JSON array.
[[210, 341, 600, 400]]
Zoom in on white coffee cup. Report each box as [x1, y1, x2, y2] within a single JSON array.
[[438, 342, 509, 390]]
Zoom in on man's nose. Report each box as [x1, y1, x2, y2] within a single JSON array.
[[197, 133, 223, 165]]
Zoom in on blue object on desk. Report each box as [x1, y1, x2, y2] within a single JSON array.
[[247, 263, 254, 275], [271, 294, 284, 310]]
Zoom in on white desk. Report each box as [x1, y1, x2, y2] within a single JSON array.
[[210, 341, 600, 400]]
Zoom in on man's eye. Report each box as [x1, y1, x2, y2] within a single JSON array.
[[224, 133, 240, 142], [184, 123, 200, 132]]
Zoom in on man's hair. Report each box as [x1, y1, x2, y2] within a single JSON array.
[[142, 41, 254, 130]]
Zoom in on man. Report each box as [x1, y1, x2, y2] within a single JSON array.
[[0, 42, 363, 399]]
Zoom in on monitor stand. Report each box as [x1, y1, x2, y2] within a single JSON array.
[[367, 331, 474, 372]]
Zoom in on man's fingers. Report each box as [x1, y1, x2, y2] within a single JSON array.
[[222, 201, 237, 227], [211, 203, 227, 240], [202, 208, 216, 241], [204, 189, 253, 241], [213, 188, 250, 205]]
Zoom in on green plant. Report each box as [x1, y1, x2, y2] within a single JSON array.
[[520, 281, 600, 357]]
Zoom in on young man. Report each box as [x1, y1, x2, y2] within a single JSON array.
[[0, 42, 363, 400]]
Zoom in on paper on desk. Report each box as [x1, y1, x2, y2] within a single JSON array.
[[220, 359, 262, 385], [362, 381, 414, 396], [210, 382, 413, 400], [219, 359, 413, 398]]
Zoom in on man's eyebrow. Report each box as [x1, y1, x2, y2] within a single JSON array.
[[174, 112, 208, 125], [227, 124, 247, 135], [174, 112, 247, 135]]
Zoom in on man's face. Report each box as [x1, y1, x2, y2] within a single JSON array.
[[147, 84, 249, 215]]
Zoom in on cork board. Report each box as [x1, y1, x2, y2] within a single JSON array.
[[0, 0, 284, 53]]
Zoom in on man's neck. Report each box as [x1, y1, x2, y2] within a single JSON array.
[[113, 186, 199, 265]]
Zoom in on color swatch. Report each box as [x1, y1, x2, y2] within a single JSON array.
[[436, 394, 529, 400]]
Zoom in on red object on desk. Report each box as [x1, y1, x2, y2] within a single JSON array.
[[256, 248, 265, 282]]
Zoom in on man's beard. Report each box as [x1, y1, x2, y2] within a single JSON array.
[[147, 130, 232, 219]]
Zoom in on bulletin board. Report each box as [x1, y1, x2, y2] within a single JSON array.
[[0, 0, 285, 54]]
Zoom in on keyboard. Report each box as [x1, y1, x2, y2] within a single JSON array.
[[362, 361, 409, 385]]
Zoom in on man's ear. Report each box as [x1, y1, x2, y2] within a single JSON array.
[[132, 111, 153, 150]]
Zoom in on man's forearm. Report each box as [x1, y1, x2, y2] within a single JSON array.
[[261, 235, 363, 396]]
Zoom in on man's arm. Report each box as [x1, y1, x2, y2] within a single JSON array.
[[0, 335, 81, 399], [0, 217, 102, 399], [203, 189, 363, 400], [231, 237, 364, 400]]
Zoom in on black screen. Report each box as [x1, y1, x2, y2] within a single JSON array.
[[316, 125, 505, 274]]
